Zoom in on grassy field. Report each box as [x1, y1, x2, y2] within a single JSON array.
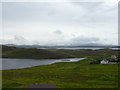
[[1, 45, 119, 88], [2, 59, 118, 88]]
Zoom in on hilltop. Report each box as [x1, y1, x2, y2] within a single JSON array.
[[1, 45, 119, 60], [1, 45, 74, 59]]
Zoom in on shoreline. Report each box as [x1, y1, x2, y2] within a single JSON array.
[[2, 59, 118, 88], [1, 58, 85, 70]]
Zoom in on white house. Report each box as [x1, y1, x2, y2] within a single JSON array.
[[100, 59, 109, 64], [111, 55, 117, 59]]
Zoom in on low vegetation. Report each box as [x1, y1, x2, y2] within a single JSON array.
[[2, 45, 74, 59], [1, 45, 119, 88], [2, 59, 118, 88], [2, 45, 119, 60], [54, 49, 119, 59]]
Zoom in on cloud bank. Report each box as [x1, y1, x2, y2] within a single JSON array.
[[1, 1, 118, 46]]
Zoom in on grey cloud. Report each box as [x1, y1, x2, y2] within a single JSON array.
[[70, 2, 117, 25], [2, 2, 57, 22], [14, 36, 30, 45], [14, 36, 25, 41], [2, 2, 117, 45], [1, 3, 102, 20], [53, 30, 63, 35], [3, 2, 117, 27], [70, 36, 100, 45]]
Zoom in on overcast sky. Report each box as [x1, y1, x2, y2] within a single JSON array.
[[1, 0, 118, 46]]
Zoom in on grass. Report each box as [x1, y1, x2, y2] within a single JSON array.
[[2, 45, 74, 59], [54, 49, 119, 59], [2, 59, 118, 88], [1, 45, 119, 88]]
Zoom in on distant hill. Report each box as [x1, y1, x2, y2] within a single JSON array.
[[3, 44, 119, 49], [1, 45, 74, 59]]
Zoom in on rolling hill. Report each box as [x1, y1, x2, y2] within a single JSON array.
[[1, 45, 74, 59]]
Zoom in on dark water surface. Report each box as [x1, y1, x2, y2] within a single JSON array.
[[1, 58, 85, 70]]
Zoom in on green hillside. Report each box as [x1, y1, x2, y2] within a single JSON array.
[[1, 45, 119, 60], [2, 45, 74, 59]]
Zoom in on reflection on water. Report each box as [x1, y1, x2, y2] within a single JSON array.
[[1, 58, 85, 70]]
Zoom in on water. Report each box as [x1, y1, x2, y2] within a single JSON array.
[[38, 47, 119, 50], [1, 58, 85, 70]]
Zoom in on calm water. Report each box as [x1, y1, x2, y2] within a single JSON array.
[[1, 58, 85, 70], [38, 47, 119, 50]]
